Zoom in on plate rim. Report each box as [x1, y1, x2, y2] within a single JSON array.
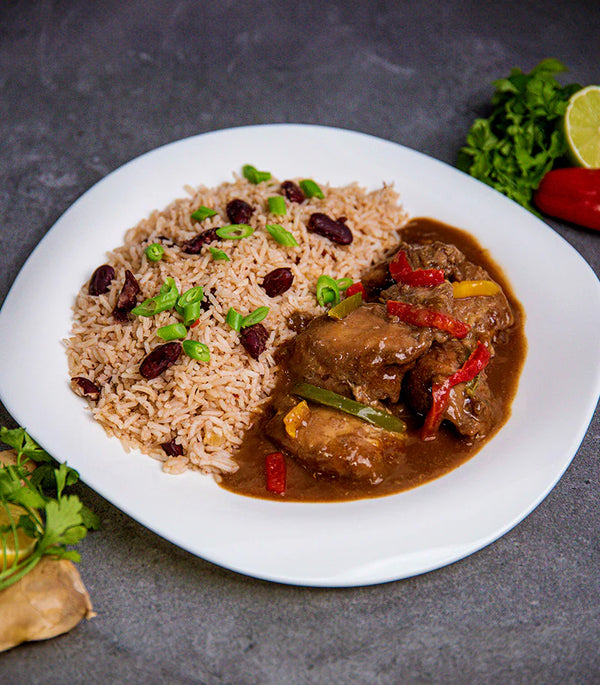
[[1, 123, 599, 587]]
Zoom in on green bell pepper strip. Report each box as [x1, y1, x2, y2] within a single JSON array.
[[292, 382, 406, 434]]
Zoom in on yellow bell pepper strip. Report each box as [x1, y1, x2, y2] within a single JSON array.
[[283, 400, 310, 438], [421, 341, 491, 440], [292, 383, 406, 434], [452, 280, 501, 298], [328, 293, 363, 320]]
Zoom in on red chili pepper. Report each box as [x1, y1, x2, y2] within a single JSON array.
[[345, 281, 366, 298], [189, 319, 200, 328], [265, 452, 286, 495], [389, 250, 445, 287], [386, 300, 471, 339], [421, 341, 492, 440], [533, 168, 600, 232]]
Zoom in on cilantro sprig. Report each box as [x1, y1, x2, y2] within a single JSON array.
[[0, 426, 99, 590], [457, 58, 581, 213]]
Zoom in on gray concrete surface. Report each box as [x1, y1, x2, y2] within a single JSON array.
[[1, 1, 599, 682]]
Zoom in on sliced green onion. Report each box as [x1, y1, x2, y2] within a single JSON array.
[[209, 247, 231, 261], [265, 224, 298, 247], [183, 340, 210, 362], [292, 382, 406, 434], [191, 206, 218, 222], [216, 224, 255, 240], [241, 306, 270, 328], [299, 179, 324, 199], [157, 323, 187, 341], [242, 164, 271, 184], [226, 307, 243, 332], [177, 286, 204, 309], [328, 293, 363, 320], [132, 277, 179, 317], [267, 196, 287, 215], [336, 277, 354, 291], [316, 275, 340, 307], [182, 301, 201, 326], [145, 243, 164, 262]]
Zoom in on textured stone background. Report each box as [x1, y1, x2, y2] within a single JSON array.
[[1, 1, 599, 682]]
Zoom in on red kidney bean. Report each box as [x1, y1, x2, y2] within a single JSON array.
[[181, 228, 219, 254], [161, 439, 183, 457], [261, 267, 294, 297], [113, 270, 141, 321], [226, 198, 254, 224], [307, 213, 353, 244], [88, 264, 115, 295], [140, 342, 182, 379], [240, 323, 269, 360], [71, 377, 101, 401], [281, 181, 305, 203]]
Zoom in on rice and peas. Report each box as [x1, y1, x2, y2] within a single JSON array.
[[66, 168, 409, 475]]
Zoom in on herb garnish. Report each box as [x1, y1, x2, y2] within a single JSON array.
[[457, 58, 580, 213], [0, 426, 99, 591]]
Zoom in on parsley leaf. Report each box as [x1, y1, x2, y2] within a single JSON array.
[[0, 426, 99, 590], [457, 59, 581, 213]]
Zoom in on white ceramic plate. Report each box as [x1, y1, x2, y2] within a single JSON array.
[[1, 124, 599, 587]]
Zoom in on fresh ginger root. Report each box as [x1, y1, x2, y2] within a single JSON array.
[[0, 450, 95, 652]]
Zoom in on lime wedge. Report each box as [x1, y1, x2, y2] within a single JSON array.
[[564, 85, 600, 168], [1, 502, 37, 569]]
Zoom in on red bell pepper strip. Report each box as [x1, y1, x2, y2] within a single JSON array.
[[345, 281, 366, 299], [533, 168, 600, 232], [386, 300, 471, 339], [265, 452, 286, 495], [389, 250, 445, 287], [421, 341, 492, 440]]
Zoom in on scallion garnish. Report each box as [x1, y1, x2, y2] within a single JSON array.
[[265, 224, 298, 247], [191, 206, 218, 222], [267, 196, 287, 215], [216, 224, 255, 240], [226, 307, 243, 331], [157, 323, 187, 341], [182, 301, 201, 326], [209, 247, 231, 261], [299, 179, 324, 199], [241, 306, 270, 328], [316, 275, 340, 307], [242, 164, 271, 184], [145, 243, 164, 262], [336, 277, 354, 291], [132, 277, 179, 317], [182, 340, 210, 362], [177, 286, 204, 309]]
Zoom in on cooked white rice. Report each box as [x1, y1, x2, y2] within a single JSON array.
[[66, 173, 408, 475]]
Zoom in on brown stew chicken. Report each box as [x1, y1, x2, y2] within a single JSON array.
[[220, 219, 526, 501]]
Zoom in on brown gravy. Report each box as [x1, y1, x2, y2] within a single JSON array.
[[219, 218, 527, 502]]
